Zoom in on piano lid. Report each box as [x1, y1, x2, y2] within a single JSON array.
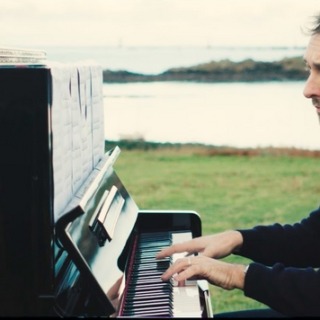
[[56, 146, 139, 316]]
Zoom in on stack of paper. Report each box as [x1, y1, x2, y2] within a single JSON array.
[[0, 46, 46, 64]]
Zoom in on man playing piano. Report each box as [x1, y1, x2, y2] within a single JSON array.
[[156, 12, 320, 318]]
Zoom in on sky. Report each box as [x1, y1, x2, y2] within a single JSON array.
[[0, 0, 319, 49]]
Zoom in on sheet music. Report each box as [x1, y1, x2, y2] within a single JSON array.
[[51, 63, 73, 218], [49, 61, 105, 221]]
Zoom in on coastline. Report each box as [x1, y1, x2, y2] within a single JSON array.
[[102, 56, 307, 83]]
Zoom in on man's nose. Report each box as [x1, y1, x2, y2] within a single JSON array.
[[303, 75, 320, 98]]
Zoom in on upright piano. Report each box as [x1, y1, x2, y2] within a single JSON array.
[[0, 51, 213, 317]]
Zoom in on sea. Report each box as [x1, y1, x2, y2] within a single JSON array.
[[45, 45, 320, 150]]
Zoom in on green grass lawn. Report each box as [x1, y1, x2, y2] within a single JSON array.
[[108, 143, 320, 314]]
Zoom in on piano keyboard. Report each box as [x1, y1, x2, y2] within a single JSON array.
[[119, 231, 203, 318]]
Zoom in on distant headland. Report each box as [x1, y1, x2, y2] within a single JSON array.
[[102, 56, 308, 83]]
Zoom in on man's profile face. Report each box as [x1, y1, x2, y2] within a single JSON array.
[[303, 33, 320, 121]]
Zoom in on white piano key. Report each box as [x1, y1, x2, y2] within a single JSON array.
[[171, 232, 202, 317], [171, 232, 198, 287], [173, 286, 202, 317]]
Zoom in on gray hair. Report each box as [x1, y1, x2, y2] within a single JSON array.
[[309, 13, 320, 35]]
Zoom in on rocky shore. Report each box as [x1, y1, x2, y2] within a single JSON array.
[[102, 56, 308, 83]]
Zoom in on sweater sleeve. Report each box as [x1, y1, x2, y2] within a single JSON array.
[[244, 262, 320, 317], [236, 206, 320, 267]]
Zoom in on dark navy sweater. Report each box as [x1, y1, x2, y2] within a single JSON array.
[[237, 206, 320, 317]]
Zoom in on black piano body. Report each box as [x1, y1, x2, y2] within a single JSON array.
[[0, 59, 105, 316], [0, 60, 213, 317]]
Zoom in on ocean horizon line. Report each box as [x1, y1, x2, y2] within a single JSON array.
[[41, 44, 306, 50]]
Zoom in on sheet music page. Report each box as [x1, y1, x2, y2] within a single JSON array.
[[50, 61, 105, 222]]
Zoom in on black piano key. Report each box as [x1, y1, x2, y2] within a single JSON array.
[[134, 253, 168, 261], [132, 270, 164, 276], [133, 266, 168, 272], [130, 270, 163, 282], [134, 254, 169, 262], [128, 280, 171, 287], [124, 312, 172, 317], [127, 283, 171, 292], [135, 250, 167, 255], [124, 299, 172, 308], [125, 287, 172, 296], [130, 273, 163, 279], [126, 291, 171, 299], [133, 257, 168, 263], [125, 292, 170, 302], [130, 271, 164, 278], [132, 269, 168, 276], [125, 295, 171, 303], [130, 273, 165, 281], [123, 304, 172, 313], [123, 305, 172, 314], [134, 261, 169, 268], [134, 256, 170, 262], [127, 284, 172, 292], [122, 309, 172, 318], [132, 267, 164, 274], [130, 272, 167, 281], [126, 286, 170, 293]]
